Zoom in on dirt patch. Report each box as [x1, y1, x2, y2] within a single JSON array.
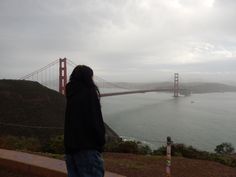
[[104, 153, 236, 177]]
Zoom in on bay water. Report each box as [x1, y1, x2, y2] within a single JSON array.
[[101, 90, 236, 152]]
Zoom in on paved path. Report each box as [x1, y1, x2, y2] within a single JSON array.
[[0, 148, 125, 177]]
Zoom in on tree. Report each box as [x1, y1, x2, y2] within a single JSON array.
[[215, 142, 235, 154]]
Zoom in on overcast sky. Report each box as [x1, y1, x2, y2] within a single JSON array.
[[0, 0, 236, 83]]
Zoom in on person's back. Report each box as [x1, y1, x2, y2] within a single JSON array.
[[64, 65, 106, 177]]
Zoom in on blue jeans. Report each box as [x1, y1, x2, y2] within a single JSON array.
[[65, 150, 104, 177]]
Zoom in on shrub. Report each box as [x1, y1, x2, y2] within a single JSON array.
[[215, 143, 235, 155], [152, 146, 166, 155], [0, 136, 42, 152], [104, 140, 120, 153], [148, 144, 198, 156], [43, 135, 64, 154], [104, 139, 152, 155], [211, 154, 236, 167], [137, 143, 152, 155], [118, 141, 139, 153], [152, 143, 236, 167]]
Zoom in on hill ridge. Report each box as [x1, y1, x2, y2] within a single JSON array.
[[0, 79, 119, 141]]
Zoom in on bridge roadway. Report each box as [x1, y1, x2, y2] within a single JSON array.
[[101, 88, 187, 97]]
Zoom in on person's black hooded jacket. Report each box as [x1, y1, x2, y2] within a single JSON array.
[[64, 81, 106, 154]]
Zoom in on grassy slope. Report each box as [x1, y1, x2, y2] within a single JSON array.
[[0, 80, 65, 141], [0, 79, 119, 142]]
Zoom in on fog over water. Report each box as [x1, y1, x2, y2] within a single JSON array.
[[101, 90, 236, 151]]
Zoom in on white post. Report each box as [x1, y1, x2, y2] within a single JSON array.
[[166, 136, 172, 177]]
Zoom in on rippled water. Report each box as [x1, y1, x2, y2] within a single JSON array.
[[101, 90, 236, 152]]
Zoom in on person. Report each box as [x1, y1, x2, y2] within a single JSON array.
[[64, 65, 106, 177]]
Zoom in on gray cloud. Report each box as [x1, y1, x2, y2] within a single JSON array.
[[0, 0, 236, 83]]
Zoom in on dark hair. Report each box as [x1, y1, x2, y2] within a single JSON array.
[[69, 65, 100, 98]]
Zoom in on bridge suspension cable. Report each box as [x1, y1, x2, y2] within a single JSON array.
[[67, 59, 130, 90], [18, 58, 132, 93], [18, 58, 186, 96], [19, 59, 59, 80]]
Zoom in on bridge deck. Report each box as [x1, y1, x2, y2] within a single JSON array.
[[100, 88, 187, 97]]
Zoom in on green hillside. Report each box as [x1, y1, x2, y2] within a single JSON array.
[[0, 80, 119, 142]]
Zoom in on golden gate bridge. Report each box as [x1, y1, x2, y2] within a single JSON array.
[[19, 58, 190, 97], [8, 58, 192, 177]]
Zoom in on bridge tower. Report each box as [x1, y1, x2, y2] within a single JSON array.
[[59, 58, 67, 95], [174, 73, 179, 97]]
